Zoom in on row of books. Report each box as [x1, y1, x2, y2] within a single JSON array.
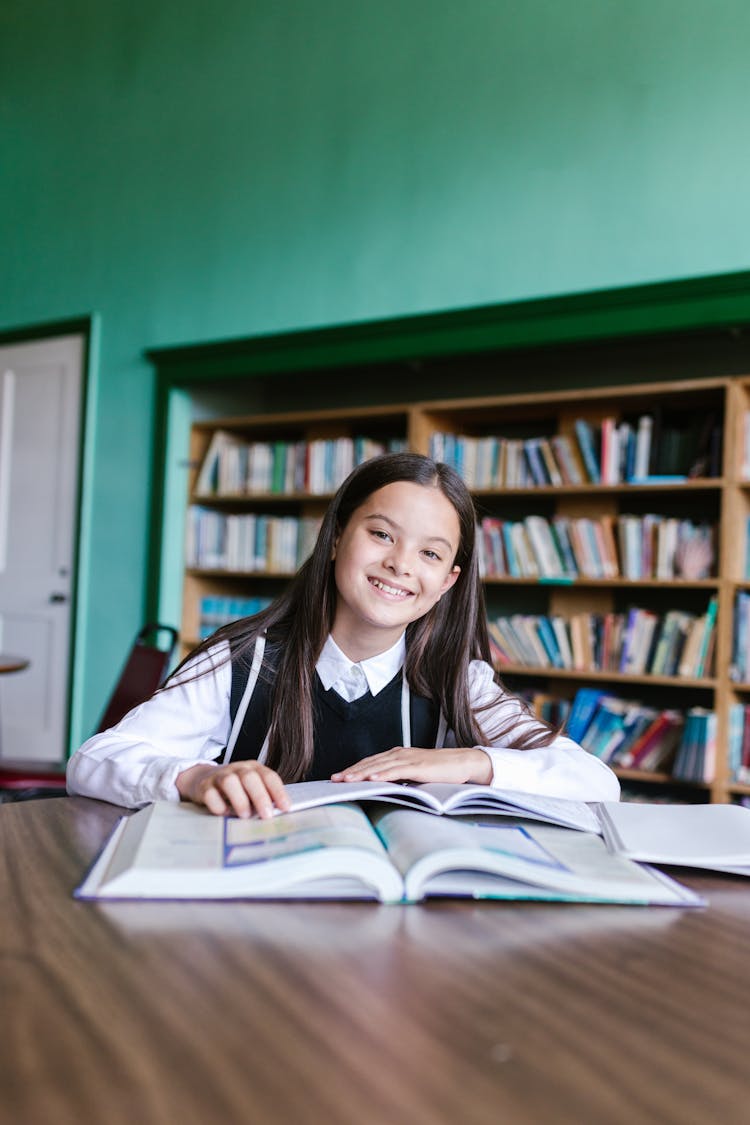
[[731, 590, 750, 683], [195, 429, 406, 496], [197, 596, 272, 640], [729, 702, 750, 783], [563, 687, 715, 781], [740, 412, 750, 481], [186, 508, 321, 572], [478, 514, 714, 581], [489, 602, 717, 680], [430, 410, 720, 488]]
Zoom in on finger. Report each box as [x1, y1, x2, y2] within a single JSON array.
[[262, 768, 291, 812], [199, 781, 230, 817], [331, 750, 404, 781], [334, 757, 412, 782], [218, 770, 254, 819], [357, 762, 426, 781], [241, 770, 277, 819]]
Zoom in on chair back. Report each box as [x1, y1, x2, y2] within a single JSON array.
[[96, 623, 179, 733]]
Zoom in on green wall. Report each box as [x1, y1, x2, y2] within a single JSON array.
[[2, 0, 750, 745]]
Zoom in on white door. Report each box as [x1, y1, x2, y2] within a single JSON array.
[[0, 334, 84, 762]]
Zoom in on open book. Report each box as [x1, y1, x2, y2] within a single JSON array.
[[278, 780, 602, 831], [283, 781, 750, 876], [75, 799, 702, 907]]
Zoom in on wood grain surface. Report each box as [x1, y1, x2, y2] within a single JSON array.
[[2, 797, 749, 1125]]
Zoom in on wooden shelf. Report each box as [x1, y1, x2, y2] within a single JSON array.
[[473, 479, 724, 497], [482, 576, 719, 589], [177, 371, 748, 804], [190, 483, 725, 503], [614, 768, 674, 784], [615, 768, 711, 788], [496, 665, 716, 689], [192, 492, 333, 506], [186, 568, 296, 580]]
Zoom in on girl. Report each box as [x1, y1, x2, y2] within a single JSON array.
[[67, 452, 619, 814]]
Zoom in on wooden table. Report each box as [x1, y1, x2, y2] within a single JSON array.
[[2, 798, 750, 1125]]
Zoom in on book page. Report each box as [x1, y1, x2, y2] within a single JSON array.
[[281, 779, 441, 813], [123, 802, 224, 873], [371, 808, 703, 905], [375, 809, 552, 874], [224, 804, 389, 866], [76, 801, 402, 902], [598, 801, 750, 867], [280, 779, 600, 832]]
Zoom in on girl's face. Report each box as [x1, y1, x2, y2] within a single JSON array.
[[331, 480, 461, 660]]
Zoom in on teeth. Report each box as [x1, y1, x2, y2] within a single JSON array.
[[370, 578, 410, 598]]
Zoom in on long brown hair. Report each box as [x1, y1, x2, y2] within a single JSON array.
[[171, 452, 557, 780]]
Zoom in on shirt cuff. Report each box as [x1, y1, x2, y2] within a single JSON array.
[[481, 745, 621, 802]]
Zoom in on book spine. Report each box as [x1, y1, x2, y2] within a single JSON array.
[[574, 419, 601, 483]]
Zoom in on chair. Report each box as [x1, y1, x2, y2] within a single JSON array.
[[95, 623, 179, 732], [0, 622, 178, 802]]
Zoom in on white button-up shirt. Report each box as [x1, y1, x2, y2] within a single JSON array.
[[318, 634, 406, 701], [67, 633, 620, 809]]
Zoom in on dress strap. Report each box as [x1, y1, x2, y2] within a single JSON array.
[[223, 633, 266, 763], [400, 670, 446, 748], [400, 669, 411, 748]]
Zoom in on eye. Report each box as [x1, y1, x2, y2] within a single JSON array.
[[370, 528, 392, 542], [422, 549, 441, 561]]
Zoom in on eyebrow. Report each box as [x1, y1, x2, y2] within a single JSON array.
[[364, 512, 455, 553]]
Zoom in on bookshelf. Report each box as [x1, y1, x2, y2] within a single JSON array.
[[179, 373, 750, 804]]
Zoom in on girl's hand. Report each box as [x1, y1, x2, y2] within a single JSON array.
[[331, 747, 493, 786], [176, 761, 291, 819]]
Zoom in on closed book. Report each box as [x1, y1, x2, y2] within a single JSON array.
[[625, 711, 683, 771], [634, 416, 652, 481], [574, 419, 601, 483], [524, 516, 564, 577], [599, 416, 618, 485], [502, 523, 521, 577], [695, 596, 718, 678], [550, 517, 579, 577], [195, 430, 248, 496], [550, 616, 574, 669], [537, 437, 564, 486], [635, 715, 685, 772], [565, 687, 607, 742], [678, 616, 707, 678], [550, 434, 586, 485], [569, 614, 593, 671], [488, 620, 520, 664], [523, 438, 550, 486], [608, 707, 659, 767], [535, 616, 565, 668], [510, 523, 539, 577]]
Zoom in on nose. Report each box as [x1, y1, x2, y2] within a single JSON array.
[[385, 542, 412, 575]]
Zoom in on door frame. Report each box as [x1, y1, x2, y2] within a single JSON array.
[[0, 315, 94, 757]]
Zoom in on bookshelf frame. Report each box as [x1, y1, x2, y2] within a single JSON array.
[[172, 374, 750, 802]]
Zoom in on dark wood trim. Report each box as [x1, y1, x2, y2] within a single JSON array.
[[0, 316, 93, 347], [146, 270, 750, 383], [143, 271, 750, 620]]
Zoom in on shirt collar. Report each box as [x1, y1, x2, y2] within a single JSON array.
[[317, 633, 406, 697]]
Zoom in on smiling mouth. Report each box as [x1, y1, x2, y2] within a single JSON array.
[[368, 577, 413, 599]]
